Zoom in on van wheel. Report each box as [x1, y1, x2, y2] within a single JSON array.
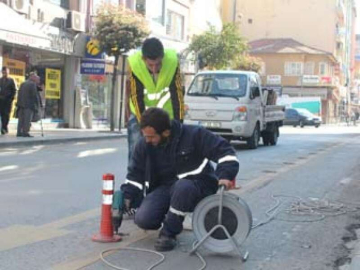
[[248, 124, 260, 149], [300, 121, 305, 128], [269, 127, 279, 146]]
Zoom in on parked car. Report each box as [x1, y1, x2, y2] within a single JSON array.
[[284, 108, 321, 128]]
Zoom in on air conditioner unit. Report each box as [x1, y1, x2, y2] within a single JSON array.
[[12, 0, 29, 14], [66, 11, 85, 32]]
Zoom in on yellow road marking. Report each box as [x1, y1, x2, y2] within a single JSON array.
[[0, 225, 69, 252]]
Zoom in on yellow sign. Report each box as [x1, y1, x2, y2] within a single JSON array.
[[45, 69, 61, 99], [86, 38, 101, 56], [3, 58, 26, 119]]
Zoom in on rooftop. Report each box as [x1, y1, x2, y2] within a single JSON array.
[[249, 38, 331, 55]]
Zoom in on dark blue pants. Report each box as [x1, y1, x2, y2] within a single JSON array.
[[134, 179, 212, 237]]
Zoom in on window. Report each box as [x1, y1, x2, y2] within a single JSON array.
[[135, 0, 145, 15], [304, 62, 315, 75], [48, 0, 69, 9], [188, 74, 248, 98], [319, 62, 328, 76], [285, 62, 303, 76], [166, 10, 185, 40], [151, 0, 165, 25], [250, 75, 260, 97]]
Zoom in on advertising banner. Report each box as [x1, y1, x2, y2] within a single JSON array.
[[45, 69, 61, 99]]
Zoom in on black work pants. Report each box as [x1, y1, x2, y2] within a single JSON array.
[[0, 99, 13, 131], [134, 179, 214, 237]]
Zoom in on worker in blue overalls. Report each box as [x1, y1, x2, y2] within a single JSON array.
[[120, 107, 239, 251]]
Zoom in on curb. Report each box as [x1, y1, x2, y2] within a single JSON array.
[[0, 134, 126, 148]]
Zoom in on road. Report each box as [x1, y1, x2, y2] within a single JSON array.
[[0, 125, 360, 270]]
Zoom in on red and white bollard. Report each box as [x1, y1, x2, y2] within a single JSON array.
[[92, 173, 121, 242]]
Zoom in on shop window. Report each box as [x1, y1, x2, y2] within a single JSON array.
[[166, 10, 184, 41]]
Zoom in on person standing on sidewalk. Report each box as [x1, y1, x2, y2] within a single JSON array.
[[120, 108, 239, 251], [125, 37, 184, 161], [0, 67, 17, 135], [16, 73, 40, 137]]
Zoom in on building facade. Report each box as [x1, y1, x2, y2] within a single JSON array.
[[221, 0, 357, 121], [249, 38, 339, 123]]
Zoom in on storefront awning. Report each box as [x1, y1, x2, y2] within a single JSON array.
[[0, 3, 51, 49]]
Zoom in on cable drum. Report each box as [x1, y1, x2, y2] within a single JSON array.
[[192, 192, 252, 253]]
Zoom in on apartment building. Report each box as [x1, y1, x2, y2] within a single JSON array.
[[221, 0, 357, 120], [249, 38, 339, 123]]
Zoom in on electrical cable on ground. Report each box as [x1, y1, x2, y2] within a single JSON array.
[[252, 194, 360, 229], [100, 247, 165, 270], [98, 194, 360, 269], [99, 240, 207, 270]]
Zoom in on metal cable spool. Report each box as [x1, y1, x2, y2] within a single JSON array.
[[191, 187, 252, 257]]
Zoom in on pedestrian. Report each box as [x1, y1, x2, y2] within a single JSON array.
[[0, 66, 17, 135], [16, 73, 40, 137], [125, 37, 184, 161], [120, 108, 239, 252]]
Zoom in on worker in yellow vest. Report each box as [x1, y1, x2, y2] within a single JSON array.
[[125, 38, 184, 161]]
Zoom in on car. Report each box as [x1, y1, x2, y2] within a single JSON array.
[[284, 108, 322, 128]]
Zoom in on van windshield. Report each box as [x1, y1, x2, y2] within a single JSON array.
[[187, 74, 248, 98]]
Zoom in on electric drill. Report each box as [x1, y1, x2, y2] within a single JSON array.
[[112, 190, 125, 235]]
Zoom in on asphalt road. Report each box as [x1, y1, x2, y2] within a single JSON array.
[[0, 125, 360, 270]]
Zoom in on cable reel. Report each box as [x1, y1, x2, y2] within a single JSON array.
[[190, 186, 252, 261]]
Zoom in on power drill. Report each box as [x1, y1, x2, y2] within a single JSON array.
[[112, 190, 125, 235]]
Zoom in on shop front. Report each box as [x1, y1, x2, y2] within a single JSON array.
[[0, 3, 84, 126]]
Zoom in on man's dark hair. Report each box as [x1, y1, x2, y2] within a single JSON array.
[[142, 38, 164, 60], [2, 66, 8, 72], [140, 108, 171, 134]]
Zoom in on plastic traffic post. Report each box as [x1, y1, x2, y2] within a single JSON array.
[[92, 173, 122, 242]]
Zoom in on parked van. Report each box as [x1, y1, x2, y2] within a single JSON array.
[[184, 70, 285, 149]]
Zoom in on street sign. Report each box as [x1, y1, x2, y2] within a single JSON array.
[[80, 59, 105, 75]]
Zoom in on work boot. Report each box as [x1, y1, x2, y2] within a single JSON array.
[[154, 233, 176, 252]]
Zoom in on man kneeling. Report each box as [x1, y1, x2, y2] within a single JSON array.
[[120, 108, 239, 251]]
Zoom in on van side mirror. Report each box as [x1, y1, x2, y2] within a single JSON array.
[[250, 87, 260, 99]]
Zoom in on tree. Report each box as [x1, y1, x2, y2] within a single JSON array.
[[232, 54, 262, 72], [188, 23, 248, 70], [93, 3, 149, 131]]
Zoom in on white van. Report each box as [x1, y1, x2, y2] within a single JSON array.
[[184, 70, 285, 149]]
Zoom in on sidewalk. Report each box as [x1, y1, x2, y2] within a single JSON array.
[[0, 124, 126, 148]]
